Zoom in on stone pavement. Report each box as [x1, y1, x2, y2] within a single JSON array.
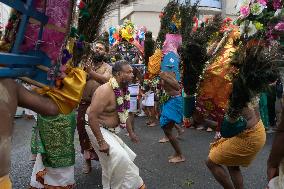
[[11, 117, 272, 189]]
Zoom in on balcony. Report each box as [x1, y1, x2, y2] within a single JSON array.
[[180, 0, 222, 9]]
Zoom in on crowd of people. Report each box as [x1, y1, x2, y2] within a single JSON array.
[[0, 39, 281, 189]]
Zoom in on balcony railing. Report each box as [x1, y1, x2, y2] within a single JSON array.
[[180, 0, 222, 9]]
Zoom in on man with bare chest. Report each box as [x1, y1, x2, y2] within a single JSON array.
[[159, 71, 185, 163], [77, 41, 112, 173], [86, 61, 145, 189], [0, 79, 60, 189]]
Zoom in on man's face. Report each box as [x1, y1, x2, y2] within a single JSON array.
[[118, 64, 134, 86], [92, 43, 106, 63]]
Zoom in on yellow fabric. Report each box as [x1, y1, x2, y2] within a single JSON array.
[[148, 49, 162, 76], [36, 68, 86, 114], [209, 120, 266, 167], [0, 175, 12, 189]]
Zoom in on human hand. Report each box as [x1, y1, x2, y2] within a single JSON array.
[[85, 65, 93, 73], [99, 141, 110, 156], [267, 166, 278, 181], [129, 132, 139, 143]]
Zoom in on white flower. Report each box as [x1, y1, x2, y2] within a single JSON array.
[[109, 77, 119, 88], [274, 9, 282, 17], [250, 3, 265, 15], [117, 97, 124, 105], [239, 21, 257, 37], [125, 94, 130, 101], [119, 112, 128, 123]]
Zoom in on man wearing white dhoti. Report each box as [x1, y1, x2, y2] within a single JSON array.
[[87, 61, 145, 189]]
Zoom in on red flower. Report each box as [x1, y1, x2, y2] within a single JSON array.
[[79, 1, 86, 10], [5, 21, 13, 30]]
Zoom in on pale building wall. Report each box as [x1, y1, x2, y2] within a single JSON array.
[[130, 11, 161, 38], [223, 0, 239, 18], [102, 0, 240, 38], [0, 3, 11, 32]]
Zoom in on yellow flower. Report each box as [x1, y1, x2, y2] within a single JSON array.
[[121, 28, 133, 42], [254, 22, 264, 30]]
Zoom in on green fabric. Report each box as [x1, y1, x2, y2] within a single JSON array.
[[220, 116, 247, 138], [31, 120, 46, 154], [259, 93, 269, 129], [183, 96, 196, 118], [35, 111, 76, 168]]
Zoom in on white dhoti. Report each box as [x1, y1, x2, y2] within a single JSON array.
[[86, 126, 144, 189], [268, 161, 284, 189], [30, 154, 75, 189]]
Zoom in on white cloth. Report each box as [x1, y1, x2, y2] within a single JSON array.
[[128, 84, 139, 96], [23, 83, 37, 118], [30, 154, 75, 188], [86, 126, 144, 189], [268, 161, 284, 189], [142, 92, 154, 107], [128, 84, 139, 113], [129, 96, 138, 113]]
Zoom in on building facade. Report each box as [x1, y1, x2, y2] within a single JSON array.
[[102, 0, 239, 38], [0, 3, 11, 33]]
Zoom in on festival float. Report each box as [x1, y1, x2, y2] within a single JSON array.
[[108, 19, 145, 66], [219, 0, 284, 138], [0, 0, 138, 113]]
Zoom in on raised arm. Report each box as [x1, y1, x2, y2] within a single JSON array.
[[17, 83, 59, 116], [89, 65, 112, 84]]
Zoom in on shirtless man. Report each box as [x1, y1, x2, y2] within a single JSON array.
[[86, 61, 145, 189], [159, 71, 185, 163], [0, 79, 59, 188], [77, 41, 112, 173]]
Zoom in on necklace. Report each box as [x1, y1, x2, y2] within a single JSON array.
[[109, 77, 130, 128]]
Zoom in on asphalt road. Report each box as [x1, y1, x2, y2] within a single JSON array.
[[10, 117, 273, 189]]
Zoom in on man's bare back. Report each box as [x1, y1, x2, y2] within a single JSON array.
[[160, 72, 180, 96], [0, 79, 59, 177]]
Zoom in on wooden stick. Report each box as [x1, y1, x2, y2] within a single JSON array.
[[36, 65, 49, 72], [29, 18, 67, 33], [19, 77, 48, 88]]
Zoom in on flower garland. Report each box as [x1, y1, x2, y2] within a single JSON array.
[[109, 77, 130, 128]]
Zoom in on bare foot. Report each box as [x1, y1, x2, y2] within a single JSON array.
[[168, 155, 175, 159], [158, 137, 169, 143], [83, 159, 92, 174], [206, 127, 213, 132], [176, 128, 185, 138], [168, 155, 185, 163], [148, 122, 157, 127]]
